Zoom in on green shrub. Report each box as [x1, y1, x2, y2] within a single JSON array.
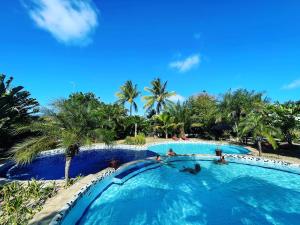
[[0, 180, 57, 225], [101, 130, 116, 147], [124, 134, 146, 145]]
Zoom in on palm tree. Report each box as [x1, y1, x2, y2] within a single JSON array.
[[143, 78, 175, 114], [0, 74, 39, 156], [219, 89, 265, 139], [116, 80, 140, 116], [13, 93, 104, 185], [166, 101, 191, 137], [239, 111, 280, 156], [154, 113, 176, 139]]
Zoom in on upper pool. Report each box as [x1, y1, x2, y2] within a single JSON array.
[[148, 142, 250, 155], [7, 149, 156, 180]]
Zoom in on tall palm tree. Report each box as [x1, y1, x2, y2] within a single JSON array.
[[13, 93, 104, 185], [116, 80, 140, 116], [143, 78, 175, 114], [239, 111, 280, 156], [154, 113, 176, 139]]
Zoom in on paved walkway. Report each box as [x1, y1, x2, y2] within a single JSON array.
[[29, 168, 115, 225]]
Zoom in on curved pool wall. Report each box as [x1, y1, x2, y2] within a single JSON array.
[[51, 155, 300, 225], [7, 147, 156, 180], [147, 142, 250, 154]]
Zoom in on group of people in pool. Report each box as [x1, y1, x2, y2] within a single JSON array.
[[155, 148, 228, 175]]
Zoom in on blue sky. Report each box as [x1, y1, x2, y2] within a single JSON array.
[[1, 0, 300, 114]]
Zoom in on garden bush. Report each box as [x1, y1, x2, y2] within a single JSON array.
[[124, 134, 146, 145], [0, 180, 57, 225]]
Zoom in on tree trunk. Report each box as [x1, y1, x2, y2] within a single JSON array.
[[165, 129, 168, 139], [134, 123, 137, 137], [180, 127, 185, 138], [258, 140, 262, 156], [130, 103, 132, 116], [65, 157, 72, 185], [156, 104, 160, 115], [286, 133, 293, 145]]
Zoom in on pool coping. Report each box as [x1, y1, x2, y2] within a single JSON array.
[[44, 154, 300, 225]]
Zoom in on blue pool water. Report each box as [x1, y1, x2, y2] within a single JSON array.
[[7, 149, 156, 180], [78, 160, 300, 225], [148, 143, 249, 155]]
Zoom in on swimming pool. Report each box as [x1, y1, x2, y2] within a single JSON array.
[[7, 149, 156, 180], [148, 142, 250, 155], [60, 157, 300, 225]]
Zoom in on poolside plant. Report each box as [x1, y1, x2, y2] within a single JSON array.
[[0, 74, 39, 158], [154, 113, 176, 139], [124, 133, 146, 145], [239, 110, 280, 156], [12, 92, 110, 185], [0, 180, 57, 225], [100, 129, 116, 148], [166, 101, 191, 137]]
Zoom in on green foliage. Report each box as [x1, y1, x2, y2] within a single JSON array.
[[143, 78, 175, 114], [239, 108, 281, 155], [187, 92, 219, 137], [269, 101, 300, 144], [219, 89, 266, 136], [0, 74, 39, 157], [66, 175, 83, 187], [122, 116, 151, 136], [124, 134, 146, 145], [166, 101, 191, 135], [0, 180, 57, 225], [100, 129, 116, 147], [154, 113, 177, 138], [116, 80, 140, 115]]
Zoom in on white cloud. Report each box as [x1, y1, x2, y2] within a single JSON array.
[[282, 79, 300, 90], [168, 94, 186, 103], [169, 54, 200, 73], [23, 0, 99, 45]]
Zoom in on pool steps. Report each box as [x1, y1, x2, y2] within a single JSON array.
[[113, 161, 161, 184]]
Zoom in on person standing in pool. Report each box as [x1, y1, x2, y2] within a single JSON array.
[[167, 148, 177, 156], [180, 163, 201, 175]]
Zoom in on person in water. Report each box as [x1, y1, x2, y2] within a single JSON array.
[[180, 163, 201, 175], [156, 154, 162, 161], [109, 159, 120, 169], [216, 155, 228, 164], [167, 148, 177, 156]]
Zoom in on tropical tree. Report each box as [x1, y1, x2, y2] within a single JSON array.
[[143, 78, 175, 114], [269, 102, 300, 145], [13, 92, 106, 185], [166, 101, 191, 137], [154, 113, 176, 139], [219, 89, 265, 139], [187, 92, 219, 137], [116, 80, 140, 116], [0, 74, 39, 157], [239, 110, 280, 156]]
